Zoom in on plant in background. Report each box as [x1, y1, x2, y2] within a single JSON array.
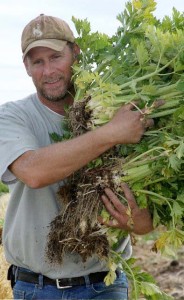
[[0, 182, 9, 197], [0, 181, 9, 244]]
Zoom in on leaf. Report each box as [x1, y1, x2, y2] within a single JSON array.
[[71, 17, 91, 37], [168, 154, 181, 171], [0, 181, 9, 194], [0, 218, 4, 226], [140, 281, 162, 296], [173, 105, 184, 120], [49, 132, 63, 143], [104, 257, 118, 286], [100, 208, 109, 221], [175, 140, 184, 159], [104, 270, 117, 286], [152, 205, 161, 228], [176, 81, 184, 91], [155, 228, 184, 253], [136, 43, 149, 66], [171, 201, 184, 218]]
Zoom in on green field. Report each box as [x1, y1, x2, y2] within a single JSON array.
[[0, 182, 9, 196]]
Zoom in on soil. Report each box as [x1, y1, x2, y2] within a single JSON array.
[[132, 235, 184, 300]]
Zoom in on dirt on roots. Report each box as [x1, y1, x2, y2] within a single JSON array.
[[46, 98, 126, 264]]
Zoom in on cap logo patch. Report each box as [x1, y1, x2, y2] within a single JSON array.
[[32, 24, 43, 37]]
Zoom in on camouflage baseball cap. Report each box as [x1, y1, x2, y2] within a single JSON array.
[[21, 14, 75, 60]]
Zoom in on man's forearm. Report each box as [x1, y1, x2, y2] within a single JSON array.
[[10, 123, 115, 188]]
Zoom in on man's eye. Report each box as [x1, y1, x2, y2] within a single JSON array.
[[33, 60, 42, 65], [52, 55, 62, 60]]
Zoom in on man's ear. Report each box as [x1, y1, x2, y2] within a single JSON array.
[[24, 58, 32, 77], [73, 43, 80, 61]]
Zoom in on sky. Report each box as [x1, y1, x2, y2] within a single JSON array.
[[0, 0, 184, 105]]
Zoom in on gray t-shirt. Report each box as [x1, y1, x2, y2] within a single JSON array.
[[0, 93, 132, 279]]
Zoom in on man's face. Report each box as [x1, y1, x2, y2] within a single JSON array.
[[24, 45, 74, 102]]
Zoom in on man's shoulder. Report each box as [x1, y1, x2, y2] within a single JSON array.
[[0, 93, 36, 112], [0, 94, 39, 121]]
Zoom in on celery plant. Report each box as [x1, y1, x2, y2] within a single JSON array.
[[50, 1, 184, 299]]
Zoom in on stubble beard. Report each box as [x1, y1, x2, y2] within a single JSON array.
[[36, 75, 73, 103], [39, 83, 72, 102], [39, 87, 70, 102]]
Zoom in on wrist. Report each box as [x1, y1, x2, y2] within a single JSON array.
[[97, 122, 118, 147]]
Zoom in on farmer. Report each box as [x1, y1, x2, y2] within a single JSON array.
[[0, 14, 154, 300]]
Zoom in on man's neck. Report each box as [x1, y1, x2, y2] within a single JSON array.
[[38, 92, 74, 115]]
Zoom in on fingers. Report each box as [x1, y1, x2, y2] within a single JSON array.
[[101, 188, 126, 214], [100, 183, 138, 229], [122, 101, 142, 111], [119, 102, 136, 112], [122, 102, 154, 129], [140, 116, 154, 128], [100, 191, 125, 228], [152, 99, 165, 108], [102, 184, 137, 211], [100, 196, 131, 229], [120, 182, 137, 210], [124, 99, 165, 113]]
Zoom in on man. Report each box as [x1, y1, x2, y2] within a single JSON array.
[[0, 14, 153, 299]]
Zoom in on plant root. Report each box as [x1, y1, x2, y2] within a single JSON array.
[[46, 98, 123, 264]]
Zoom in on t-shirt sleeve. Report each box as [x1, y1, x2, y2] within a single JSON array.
[[0, 104, 39, 184]]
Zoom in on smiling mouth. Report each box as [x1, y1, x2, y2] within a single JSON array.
[[45, 78, 61, 84]]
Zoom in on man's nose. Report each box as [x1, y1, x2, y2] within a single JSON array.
[[42, 62, 54, 75]]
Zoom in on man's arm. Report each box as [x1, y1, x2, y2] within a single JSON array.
[[9, 103, 152, 188]]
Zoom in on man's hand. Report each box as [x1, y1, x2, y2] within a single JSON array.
[[99, 183, 154, 235], [106, 102, 154, 145]]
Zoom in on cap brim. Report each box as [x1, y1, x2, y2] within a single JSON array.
[[23, 39, 67, 60]]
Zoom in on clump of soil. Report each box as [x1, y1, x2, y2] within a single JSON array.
[[67, 96, 92, 136], [46, 168, 110, 263]]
